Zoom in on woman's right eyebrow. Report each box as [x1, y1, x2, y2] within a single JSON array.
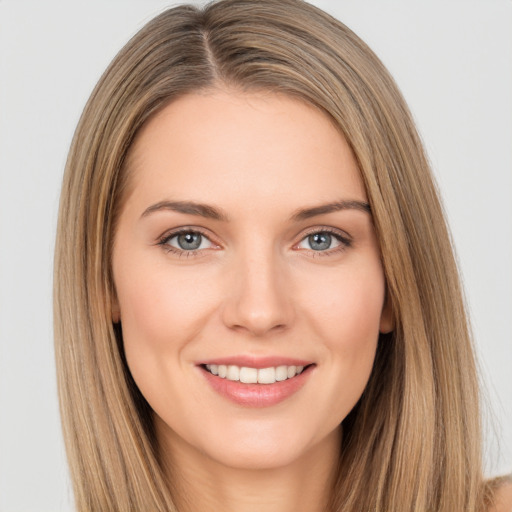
[[141, 200, 230, 222]]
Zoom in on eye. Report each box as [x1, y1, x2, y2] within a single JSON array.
[[296, 229, 351, 254], [158, 229, 216, 255]]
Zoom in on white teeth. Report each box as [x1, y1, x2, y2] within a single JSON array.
[[275, 365, 288, 381], [240, 367, 258, 384], [205, 364, 307, 384], [257, 367, 276, 384], [226, 365, 240, 381], [209, 364, 219, 375]]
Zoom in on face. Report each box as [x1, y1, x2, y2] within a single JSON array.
[[112, 90, 392, 471]]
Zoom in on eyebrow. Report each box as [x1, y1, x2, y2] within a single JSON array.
[[140, 199, 371, 222], [289, 200, 371, 221], [141, 200, 230, 221]]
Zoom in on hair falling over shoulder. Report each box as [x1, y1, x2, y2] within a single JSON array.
[[54, 0, 497, 510]]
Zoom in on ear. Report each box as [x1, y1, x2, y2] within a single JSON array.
[[379, 292, 394, 334]]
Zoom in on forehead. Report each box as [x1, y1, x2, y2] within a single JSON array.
[[123, 90, 367, 215]]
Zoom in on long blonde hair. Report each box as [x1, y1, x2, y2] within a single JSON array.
[[54, 1, 491, 510]]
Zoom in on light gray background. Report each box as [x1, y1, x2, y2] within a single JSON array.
[[0, 1, 511, 510]]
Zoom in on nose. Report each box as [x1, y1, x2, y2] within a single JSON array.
[[221, 244, 294, 337]]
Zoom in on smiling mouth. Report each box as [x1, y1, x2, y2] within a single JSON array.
[[200, 362, 315, 407], [203, 364, 309, 384]]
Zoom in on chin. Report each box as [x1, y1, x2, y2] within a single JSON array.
[[205, 438, 309, 471], [157, 411, 340, 473]]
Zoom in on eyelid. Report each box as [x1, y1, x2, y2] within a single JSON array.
[[156, 226, 221, 256], [155, 225, 353, 258], [293, 226, 353, 255], [298, 225, 352, 241]]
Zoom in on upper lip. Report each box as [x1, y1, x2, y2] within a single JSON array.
[[196, 355, 314, 369]]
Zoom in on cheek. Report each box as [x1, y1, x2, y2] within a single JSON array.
[[298, 261, 385, 414], [113, 261, 217, 397], [117, 261, 215, 344], [304, 261, 386, 344]]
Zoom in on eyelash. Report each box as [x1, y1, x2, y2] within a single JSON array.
[[298, 227, 352, 258], [156, 227, 352, 258], [157, 228, 216, 258]]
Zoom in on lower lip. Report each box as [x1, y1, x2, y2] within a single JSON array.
[[200, 365, 314, 407]]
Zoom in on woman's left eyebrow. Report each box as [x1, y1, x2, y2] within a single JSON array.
[[140, 199, 370, 222], [289, 200, 370, 221]]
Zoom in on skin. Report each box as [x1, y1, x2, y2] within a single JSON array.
[[492, 481, 512, 512], [112, 89, 393, 512]]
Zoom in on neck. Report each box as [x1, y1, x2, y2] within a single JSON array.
[[158, 426, 341, 512]]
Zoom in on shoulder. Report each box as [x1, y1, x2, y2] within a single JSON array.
[[489, 478, 512, 512]]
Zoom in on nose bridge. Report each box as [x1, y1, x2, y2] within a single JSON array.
[[222, 236, 293, 336]]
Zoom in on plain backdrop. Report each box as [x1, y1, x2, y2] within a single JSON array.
[[0, 1, 511, 510]]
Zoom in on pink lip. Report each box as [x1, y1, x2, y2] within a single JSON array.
[[197, 355, 313, 369], [198, 362, 315, 408]]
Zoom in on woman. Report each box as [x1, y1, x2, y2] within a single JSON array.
[[53, 0, 512, 510]]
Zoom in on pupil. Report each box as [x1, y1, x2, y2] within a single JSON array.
[[178, 232, 201, 250], [309, 232, 331, 251]]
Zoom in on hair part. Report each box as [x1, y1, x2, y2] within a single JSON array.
[[54, 1, 490, 510]]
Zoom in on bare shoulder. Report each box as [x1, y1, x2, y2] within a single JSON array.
[[489, 478, 512, 512]]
